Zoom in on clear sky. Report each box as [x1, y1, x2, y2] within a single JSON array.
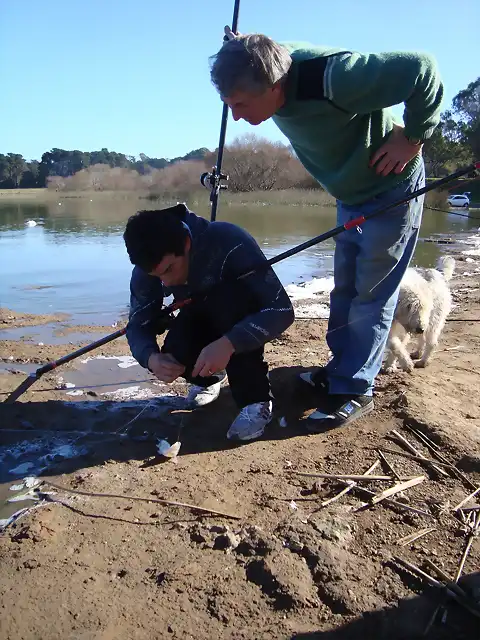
[[1, 0, 478, 162]]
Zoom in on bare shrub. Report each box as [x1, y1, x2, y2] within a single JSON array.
[[222, 134, 318, 192]]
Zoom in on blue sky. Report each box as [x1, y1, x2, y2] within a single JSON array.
[[1, 0, 478, 161]]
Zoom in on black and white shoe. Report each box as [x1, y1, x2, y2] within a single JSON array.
[[305, 394, 374, 433]]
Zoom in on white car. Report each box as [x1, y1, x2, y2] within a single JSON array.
[[448, 194, 470, 208]]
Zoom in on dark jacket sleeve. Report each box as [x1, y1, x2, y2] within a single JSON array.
[[211, 225, 295, 353], [125, 266, 165, 369]]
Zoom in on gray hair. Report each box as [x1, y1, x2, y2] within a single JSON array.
[[209, 34, 292, 98]]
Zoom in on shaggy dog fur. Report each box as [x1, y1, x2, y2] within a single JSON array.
[[384, 256, 455, 373]]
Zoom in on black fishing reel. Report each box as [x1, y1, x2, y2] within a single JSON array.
[[200, 167, 229, 200]]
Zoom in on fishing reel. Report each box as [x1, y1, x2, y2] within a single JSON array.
[[200, 167, 229, 200]]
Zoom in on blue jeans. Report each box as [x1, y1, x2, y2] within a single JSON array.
[[326, 161, 425, 396]]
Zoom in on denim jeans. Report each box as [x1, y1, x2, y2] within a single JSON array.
[[326, 160, 425, 396]]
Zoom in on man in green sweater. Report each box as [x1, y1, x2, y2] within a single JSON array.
[[209, 30, 443, 432]]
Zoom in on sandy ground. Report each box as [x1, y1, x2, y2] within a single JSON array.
[[0, 251, 480, 639]]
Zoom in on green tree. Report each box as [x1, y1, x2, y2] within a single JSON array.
[[5, 153, 26, 187], [451, 77, 480, 156]]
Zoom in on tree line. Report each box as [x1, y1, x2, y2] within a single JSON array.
[[1, 77, 478, 192]]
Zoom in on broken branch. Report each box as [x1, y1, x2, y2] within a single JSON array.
[[368, 476, 426, 507], [390, 430, 450, 477], [42, 481, 242, 520], [396, 526, 436, 546], [320, 460, 380, 507], [291, 472, 416, 482]]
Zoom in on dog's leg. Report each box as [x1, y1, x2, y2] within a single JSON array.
[[415, 319, 445, 368], [411, 334, 425, 361], [385, 326, 415, 373]]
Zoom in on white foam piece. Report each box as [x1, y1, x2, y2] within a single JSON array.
[[66, 389, 84, 396], [80, 355, 139, 369], [25, 220, 37, 227], [462, 248, 480, 257], [285, 276, 334, 301], [101, 385, 158, 401], [294, 303, 330, 319], [157, 439, 181, 459]]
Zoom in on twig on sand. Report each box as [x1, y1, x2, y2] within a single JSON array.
[[377, 450, 401, 480], [41, 481, 241, 520], [291, 471, 416, 482], [337, 482, 432, 517], [453, 487, 480, 512], [390, 430, 450, 478], [396, 526, 437, 546], [404, 425, 477, 490], [404, 424, 440, 451], [454, 535, 476, 583], [320, 460, 380, 507], [375, 446, 453, 469], [393, 556, 480, 619], [358, 476, 425, 509]]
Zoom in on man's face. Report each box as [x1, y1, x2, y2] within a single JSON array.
[[223, 84, 284, 125], [149, 238, 190, 287]]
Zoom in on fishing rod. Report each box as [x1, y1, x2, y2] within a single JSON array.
[[200, 0, 241, 222], [4, 161, 479, 405]]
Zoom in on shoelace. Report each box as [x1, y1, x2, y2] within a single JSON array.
[[239, 403, 270, 423]]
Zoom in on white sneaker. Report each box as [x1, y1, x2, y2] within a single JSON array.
[[186, 371, 226, 408], [226, 400, 273, 441]]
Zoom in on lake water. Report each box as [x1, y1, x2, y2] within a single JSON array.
[[0, 196, 478, 324]]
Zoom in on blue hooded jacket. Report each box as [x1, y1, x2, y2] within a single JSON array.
[[126, 205, 294, 369]]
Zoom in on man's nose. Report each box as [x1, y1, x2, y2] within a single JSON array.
[[230, 107, 241, 121]]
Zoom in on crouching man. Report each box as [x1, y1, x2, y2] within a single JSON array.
[[123, 204, 294, 441]]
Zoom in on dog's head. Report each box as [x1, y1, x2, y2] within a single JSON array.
[[396, 292, 432, 335]]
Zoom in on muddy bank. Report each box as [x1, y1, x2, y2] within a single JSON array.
[[0, 246, 480, 639]]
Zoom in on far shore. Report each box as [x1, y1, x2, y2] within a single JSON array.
[[0, 187, 457, 209]]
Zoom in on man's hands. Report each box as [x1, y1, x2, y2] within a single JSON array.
[[192, 336, 235, 378], [370, 124, 422, 177], [148, 353, 185, 383]]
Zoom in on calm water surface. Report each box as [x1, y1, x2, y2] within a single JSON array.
[[0, 197, 477, 324]]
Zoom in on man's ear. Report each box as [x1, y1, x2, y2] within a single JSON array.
[[184, 235, 192, 253]]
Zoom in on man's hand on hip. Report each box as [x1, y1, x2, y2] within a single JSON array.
[[192, 336, 235, 378], [148, 353, 185, 383], [370, 125, 422, 177]]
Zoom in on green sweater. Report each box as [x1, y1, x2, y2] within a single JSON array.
[[272, 43, 444, 205]]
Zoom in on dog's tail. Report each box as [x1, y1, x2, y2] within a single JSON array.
[[436, 255, 455, 281]]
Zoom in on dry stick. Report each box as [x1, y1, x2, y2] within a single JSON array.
[[376, 446, 454, 469], [455, 535, 476, 583], [405, 427, 477, 491], [320, 460, 380, 507], [396, 526, 437, 546], [454, 487, 480, 511], [368, 476, 426, 507], [337, 481, 432, 517], [291, 472, 416, 482], [424, 560, 469, 599], [390, 430, 450, 478], [404, 424, 440, 451], [377, 450, 401, 480], [42, 481, 242, 520], [393, 556, 480, 619]]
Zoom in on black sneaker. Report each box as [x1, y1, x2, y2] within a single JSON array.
[[305, 393, 374, 433], [298, 367, 330, 393]]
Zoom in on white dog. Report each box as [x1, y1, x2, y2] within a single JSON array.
[[384, 256, 455, 373]]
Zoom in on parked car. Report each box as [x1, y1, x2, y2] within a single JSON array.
[[447, 194, 470, 208]]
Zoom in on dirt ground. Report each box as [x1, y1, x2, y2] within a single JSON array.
[[0, 254, 479, 640]]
